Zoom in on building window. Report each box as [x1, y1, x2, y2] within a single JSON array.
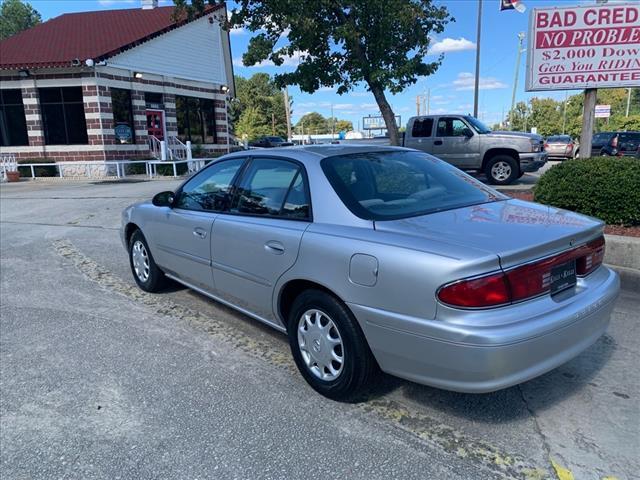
[[39, 87, 88, 145], [176, 96, 217, 144], [144, 92, 163, 110], [0, 89, 29, 147], [111, 88, 135, 144]]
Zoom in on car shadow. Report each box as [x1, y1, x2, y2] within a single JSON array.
[[371, 333, 616, 422]]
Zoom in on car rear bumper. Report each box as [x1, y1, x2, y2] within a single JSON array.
[[348, 266, 619, 393], [519, 152, 548, 172]]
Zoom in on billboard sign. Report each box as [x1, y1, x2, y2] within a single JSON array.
[[594, 105, 611, 118], [526, 3, 640, 91], [362, 115, 401, 130]]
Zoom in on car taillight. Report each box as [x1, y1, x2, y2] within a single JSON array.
[[567, 143, 573, 150], [438, 236, 605, 308], [544, 143, 549, 150], [576, 236, 605, 275], [437, 272, 510, 308]]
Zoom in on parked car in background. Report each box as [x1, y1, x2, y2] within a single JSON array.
[[249, 136, 294, 148], [122, 145, 618, 401], [575, 131, 640, 158], [544, 135, 576, 160]]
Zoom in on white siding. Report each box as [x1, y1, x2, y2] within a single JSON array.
[[108, 15, 228, 86]]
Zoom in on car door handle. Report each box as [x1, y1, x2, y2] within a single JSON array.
[[193, 227, 207, 239], [264, 241, 285, 255], [434, 140, 443, 146]]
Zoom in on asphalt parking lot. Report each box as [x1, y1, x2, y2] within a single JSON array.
[[1, 178, 638, 480]]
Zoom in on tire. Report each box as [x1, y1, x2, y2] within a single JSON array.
[[128, 229, 167, 292], [485, 155, 519, 185], [287, 289, 377, 402]]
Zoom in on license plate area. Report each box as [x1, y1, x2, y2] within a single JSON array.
[[549, 259, 577, 295]]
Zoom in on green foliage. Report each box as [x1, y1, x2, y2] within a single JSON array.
[[0, 0, 41, 40], [232, 74, 290, 141], [533, 158, 640, 226], [295, 112, 353, 135], [505, 88, 639, 137], [220, 0, 451, 145], [296, 112, 328, 134]]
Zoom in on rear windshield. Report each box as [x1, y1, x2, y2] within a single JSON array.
[[546, 135, 571, 143], [321, 150, 507, 220]]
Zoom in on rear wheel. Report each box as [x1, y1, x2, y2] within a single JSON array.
[[287, 290, 377, 402], [129, 230, 167, 292], [485, 155, 519, 185]]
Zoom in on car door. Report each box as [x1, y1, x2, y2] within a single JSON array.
[[404, 117, 434, 153], [431, 117, 480, 168], [211, 157, 312, 323], [149, 157, 245, 292]]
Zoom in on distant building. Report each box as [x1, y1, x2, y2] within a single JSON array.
[[0, 0, 234, 163]]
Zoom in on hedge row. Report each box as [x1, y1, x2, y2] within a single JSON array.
[[533, 157, 640, 226]]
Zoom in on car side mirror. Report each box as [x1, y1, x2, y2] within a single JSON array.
[[152, 191, 175, 207], [462, 128, 474, 138]]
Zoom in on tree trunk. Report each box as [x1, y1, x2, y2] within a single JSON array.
[[369, 83, 400, 146]]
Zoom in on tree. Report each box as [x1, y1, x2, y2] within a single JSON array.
[[0, 0, 41, 40], [296, 112, 328, 135], [506, 101, 529, 132], [335, 119, 353, 132], [528, 97, 562, 137], [232, 73, 290, 140], [175, 0, 451, 145]]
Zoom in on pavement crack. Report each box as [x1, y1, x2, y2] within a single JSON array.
[[518, 385, 563, 479], [1, 221, 119, 231]]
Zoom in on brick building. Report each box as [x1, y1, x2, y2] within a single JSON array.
[[0, 0, 234, 163]]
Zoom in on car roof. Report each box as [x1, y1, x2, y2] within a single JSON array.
[[225, 144, 408, 160]]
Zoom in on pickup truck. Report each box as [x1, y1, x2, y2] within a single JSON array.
[[354, 115, 547, 185]]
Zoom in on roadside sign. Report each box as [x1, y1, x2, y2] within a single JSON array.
[[525, 3, 640, 91], [362, 115, 401, 130], [594, 105, 611, 118]]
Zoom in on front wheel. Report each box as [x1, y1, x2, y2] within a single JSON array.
[[287, 290, 377, 402], [129, 230, 167, 292], [485, 155, 519, 185]]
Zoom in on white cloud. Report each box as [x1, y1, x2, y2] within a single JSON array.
[[350, 92, 370, 97], [429, 37, 476, 55], [452, 72, 508, 91]]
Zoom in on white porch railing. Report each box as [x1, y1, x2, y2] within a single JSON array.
[[167, 136, 188, 160], [0, 154, 18, 182], [8, 158, 217, 181], [148, 135, 163, 160]]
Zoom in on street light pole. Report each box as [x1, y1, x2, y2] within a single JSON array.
[[510, 32, 525, 131], [626, 88, 632, 117], [473, 0, 483, 118], [562, 91, 569, 135]]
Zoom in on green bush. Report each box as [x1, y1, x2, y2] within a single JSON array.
[[17, 157, 57, 177], [533, 157, 640, 226]]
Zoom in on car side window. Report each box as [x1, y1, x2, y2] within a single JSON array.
[[174, 158, 244, 212], [436, 118, 469, 137], [411, 118, 434, 138], [231, 158, 311, 219]]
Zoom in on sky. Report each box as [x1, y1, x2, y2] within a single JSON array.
[[28, 0, 590, 129]]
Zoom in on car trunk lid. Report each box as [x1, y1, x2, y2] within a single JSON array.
[[374, 199, 604, 269]]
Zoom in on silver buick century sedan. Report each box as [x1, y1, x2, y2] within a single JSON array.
[[121, 145, 620, 401]]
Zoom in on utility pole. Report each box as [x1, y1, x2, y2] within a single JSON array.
[[473, 0, 483, 117], [271, 113, 276, 135], [562, 91, 569, 135], [580, 89, 597, 158], [331, 104, 335, 139], [510, 32, 525, 131], [626, 88, 632, 117], [416, 95, 421, 116], [283, 87, 292, 141]]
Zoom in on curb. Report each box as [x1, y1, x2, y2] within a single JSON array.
[[604, 235, 640, 291]]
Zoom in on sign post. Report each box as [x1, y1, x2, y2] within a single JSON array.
[[580, 89, 597, 159]]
